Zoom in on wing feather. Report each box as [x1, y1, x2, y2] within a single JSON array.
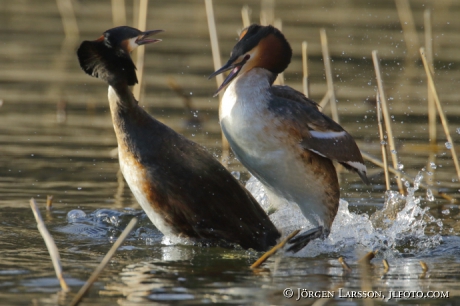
[[269, 86, 369, 184]]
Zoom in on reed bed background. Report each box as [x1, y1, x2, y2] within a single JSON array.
[[1, 0, 460, 304]]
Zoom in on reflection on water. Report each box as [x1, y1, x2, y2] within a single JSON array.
[[1, 0, 460, 305]]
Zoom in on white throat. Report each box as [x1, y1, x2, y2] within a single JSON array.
[[220, 68, 272, 121]]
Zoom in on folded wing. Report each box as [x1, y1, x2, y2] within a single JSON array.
[[269, 86, 369, 184]]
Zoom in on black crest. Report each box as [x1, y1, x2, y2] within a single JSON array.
[[77, 27, 141, 86], [231, 24, 292, 73]]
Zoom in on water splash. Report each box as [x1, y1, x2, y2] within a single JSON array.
[[60, 173, 443, 257], [60, 208, 157, 240], [246, 172, 443, 258]]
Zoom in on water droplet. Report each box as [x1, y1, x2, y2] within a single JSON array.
[[77, 187, 82, 190], [397, 163, 404, 170], [414, 172, 423, 190], [380, 140, 387, 145], [31, 154, 34, 157], [426, 189, 434, 202], [191, 134, 195, 137], [189, 92, 193, 95], [430, 162, 437, 169], [442, 209, 450, 215], [445, 142, 452, 149], [391, 150, 397, 154], [456, 127, 460, 134], [231, 171, 240, 180], [67, 209, 86, 222]]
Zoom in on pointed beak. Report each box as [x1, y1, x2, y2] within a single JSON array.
[[208, 60, 244, 97], [135, 29, 164, 45]]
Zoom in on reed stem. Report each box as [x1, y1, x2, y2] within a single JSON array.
[[30, 198, 69, 292], [205, 0, 230, 166], [273, 19, 284, 86], [424, 9, 437, 184], [111, 0, 126, 26], [361, 151, 456, 203], [372, 50, 404, 194], [69, 218, 138, 306], [320, 29, 339, 123], [56, 0, 79, 38], [241, 5, 251, 28], [420, 48, 460, 182], [260, 0, 274, 26], [250, 230, 300, 269], [302, 41, 309, 98], [376, 92, 391, 190], [395, 0, 420, 61], [132, 0, 148, 101]]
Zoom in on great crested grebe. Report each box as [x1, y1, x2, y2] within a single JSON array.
[[210, 24, 369, 252], [77, 26, 281, 251]]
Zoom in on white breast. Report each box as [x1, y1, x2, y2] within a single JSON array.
[[220, 69, 328, 227], [118, 148, 174, 237]]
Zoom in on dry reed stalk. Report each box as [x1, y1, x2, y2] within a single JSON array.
[[420, 261, 429, 272], [382, 259, 390, 274], [46, 195, 54, 210], [250, 230, 300, 269], [56, 100, 67, 123], [273, 19, 284, 86], [376, 93, 390, 190], [132, 0, 139, 33], [358, 253, 375, 306], [241, 5, 251, 28], [424, 9, 437, 184], [30, 198, 69, 292], [358, 250, 376, 264], [69, 218, 138, 306], [319, 29, 339, 123], [361, 151, 456, 202], [319, 91, 331, 108], [114, 168, 125, 208], [167, 77, 193, 112], [372, 50, 404, 194], [51, 0, 80, 104], [132, 0, 148, 101], [394, 0, 420, 62], [338, 257, 351, 272], [423, 10, 435, 78], [260, 0, 274, 26], [420, 48, 460, 182], [111, 0, 126, 26], [205, 0, 230, 166], [56, 0, 79, 38], [419, 260, 429, 278], [302, 41, 309, 98]]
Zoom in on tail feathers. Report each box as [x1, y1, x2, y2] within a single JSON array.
[[287, 226, 327, 253], [340, 162, 370, 185]]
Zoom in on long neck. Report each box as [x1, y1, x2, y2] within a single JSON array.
[[220, 68, 273, 119], [108, 83, 138, 114], [229, 68, 274, 100]]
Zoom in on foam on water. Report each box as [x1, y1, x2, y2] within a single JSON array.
[[246, 171, 443, 258]]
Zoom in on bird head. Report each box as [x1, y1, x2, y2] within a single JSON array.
[[77, 26, 163, 86], [209, 24, 292, 95]]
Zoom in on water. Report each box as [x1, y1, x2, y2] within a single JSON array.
[[1, 0, 460, 305]]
